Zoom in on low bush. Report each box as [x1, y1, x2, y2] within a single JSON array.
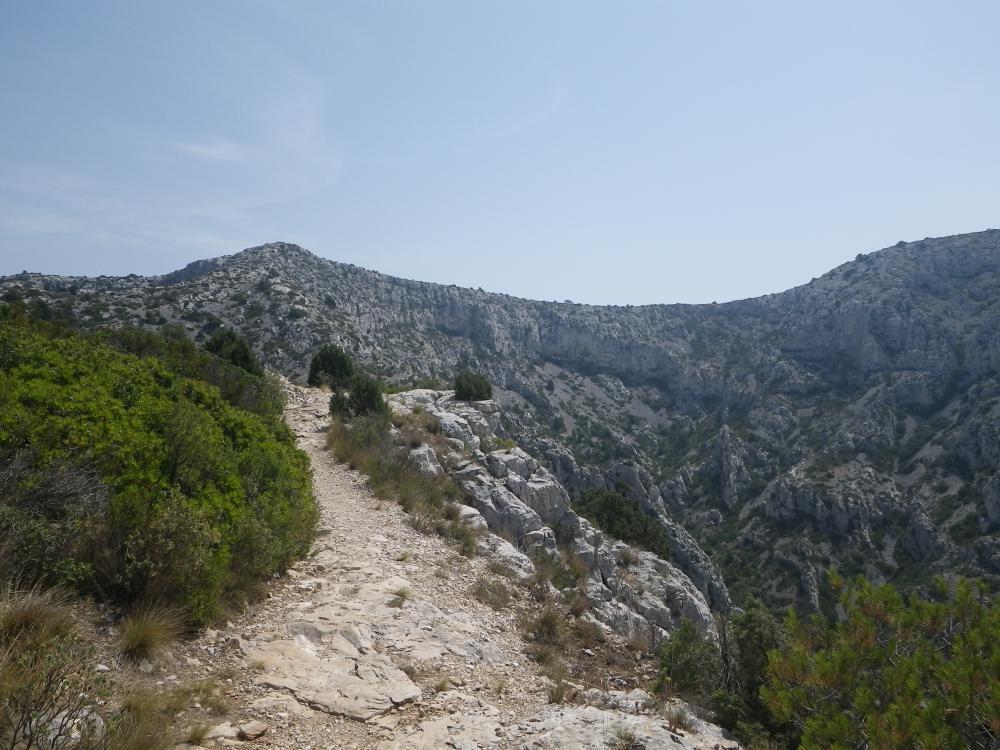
[[328, 375, 389, 418], [654, 619, 719, 697], [308, 344, 354, 388], [348, 374, 388, 417], [454, 370, 492, 401], [204, 328, 262, 376]]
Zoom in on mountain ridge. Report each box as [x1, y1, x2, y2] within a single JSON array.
[[4, 228, 999, 611]]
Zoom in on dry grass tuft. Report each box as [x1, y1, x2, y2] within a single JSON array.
[[471, 576, 512, 610], [119, 604, 182, 662], [663, 703, 693, 732], [388, 587, 411, 608], [0, 584, 76, 646]]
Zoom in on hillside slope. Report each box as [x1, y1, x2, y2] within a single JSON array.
[[4, 229, 999, 609]]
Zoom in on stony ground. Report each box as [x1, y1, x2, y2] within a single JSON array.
[[143, 383, 738, 749]]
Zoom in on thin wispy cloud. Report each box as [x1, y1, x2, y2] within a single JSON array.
[[174, 137, 244, 161], [0, 163, 248, 270], [493, 84, 568, 139]]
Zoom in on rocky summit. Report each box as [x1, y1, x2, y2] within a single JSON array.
[[5, 228, 1000, 612]]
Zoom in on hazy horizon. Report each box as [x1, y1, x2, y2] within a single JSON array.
[[2, 2, 999, 304]]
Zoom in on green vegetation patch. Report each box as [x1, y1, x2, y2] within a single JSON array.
[[0, 320, 317, 624], [454, 369, 493, 401], [573, 486, 672, 560]]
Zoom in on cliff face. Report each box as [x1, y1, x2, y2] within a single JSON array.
[[5, 229, 999, 610]]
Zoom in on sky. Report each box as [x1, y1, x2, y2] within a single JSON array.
[[1, 1, 998, 305]]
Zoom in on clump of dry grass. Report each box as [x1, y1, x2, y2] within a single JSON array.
[[471, 576, 512, 610], [574, 618, 606, 647], [118, 604, 182, 662], [618, 547, 640, 568], [528, 607, 564, 645], [626, 630, 652, 654], [388, 587, 411, 608], [663, 703, 693, 732], [0, 583, 76, 646], [609, 724, 639, 749], [165, 678, 229, 715]]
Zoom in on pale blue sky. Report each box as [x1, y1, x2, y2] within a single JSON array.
[[1, 1, 998, 304]]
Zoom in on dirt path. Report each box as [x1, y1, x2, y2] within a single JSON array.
[[173, 383, 547, 749], [164, 383, 737, 750]]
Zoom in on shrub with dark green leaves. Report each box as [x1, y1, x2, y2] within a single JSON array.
[[107, 326, 283, 420], [764, 576, 1000, 749], [574, 486, 672, 561], [329, 391, 351, 418], [204, 328, 262, 376], [349, 374, 388, 417], [0, 320, 316, 624], [654, 618, 720, 698], [308, 344, 354, 387], [454, 370, 492, 401]]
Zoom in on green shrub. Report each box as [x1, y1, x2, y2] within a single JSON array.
[[107, 326, 283, 420], [654, 618, 720, 698], [308, 344, 354, 387], [329, 391, 351, 418], [204, 328, 262, 376], [574, 486, 672, 562], [0, 321, 316, 624], [765, 576, 1000, 749], [454, 370, 492, 401], [349, 374, 388, 416]]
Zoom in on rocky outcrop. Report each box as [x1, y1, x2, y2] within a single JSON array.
[[763, 462, 900, 536], [389, 391, 717, 643], [714, 426, 751, 511]]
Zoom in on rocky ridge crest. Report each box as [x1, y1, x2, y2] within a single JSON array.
[[4, 229, 1000, 608]]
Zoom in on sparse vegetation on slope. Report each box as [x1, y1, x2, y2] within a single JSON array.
[[574, 486, 673, 561], [0, 584, 172, 750], [326, 401, 480, 557]]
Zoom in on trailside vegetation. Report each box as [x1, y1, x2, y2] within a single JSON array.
[[0, 315, 317, 624], [204, 328, 263, 376], [454, 369, 492, 401], [105, 325, 284, 420], [308, 343, 354, 388], [321, 344, 479, 556]]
